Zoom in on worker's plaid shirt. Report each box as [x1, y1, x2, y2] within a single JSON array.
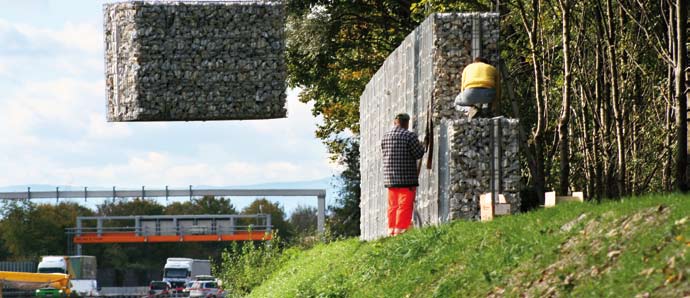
[[381, 126, 426, 188]]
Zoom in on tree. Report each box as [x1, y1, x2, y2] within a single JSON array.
[[242, 199, 293, 240], [0, 201, 93, 259], [289, 205, 317, 236], [512, 0, 548, 203], [91, 197, 233, 283], [558, 0, 572, 194], [97, 197, 164, 216], [285, 0, 685, 219], [327, 139, 361, 238], [165, 196, 237, 215], [0, 236, 11, 260], [674, 0, 687, 191], [286, 1, 421, 156]]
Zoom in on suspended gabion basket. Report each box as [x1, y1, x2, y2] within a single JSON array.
[[104, 1, 287, 121]]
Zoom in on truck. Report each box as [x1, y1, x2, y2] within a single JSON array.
[[36, 256, 99, 297], [162, 258, 211, 292], [0, 271, 71, 297]]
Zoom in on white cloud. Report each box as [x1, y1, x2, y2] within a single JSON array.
[[37, 152, 333, 187], [0, 18, 102, 55], [0, 76, 336, 187], [52, 22, 103, 54], [0, 9, 337, 190], [86, 113, 132, 139], [0, 60, 7, 75], [0, 78, 103, 140]]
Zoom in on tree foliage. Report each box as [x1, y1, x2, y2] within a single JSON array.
[[0, 201, 93, 259], [164, 195, 237, 215], [97, 197, 164, 216], [0, 196, 287, 287], [287, 0, 688, 207], [241, 198, 292, 240], [327, 138, 361, 238], [286, 1, 420, 156], [289, 205, 317, 236]]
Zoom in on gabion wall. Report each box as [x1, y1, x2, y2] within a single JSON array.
[[448, 118, 521, 220], [104, 1, 287, 122], [360, 12, 519, 241]]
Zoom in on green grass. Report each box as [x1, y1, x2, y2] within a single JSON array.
[[246, 194, 690, 297]]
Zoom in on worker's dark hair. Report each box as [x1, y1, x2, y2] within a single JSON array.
[[474, 57, 490, 64], [395, 113, 411, 122]]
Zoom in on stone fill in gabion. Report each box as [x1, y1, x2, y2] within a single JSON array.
[[104, 1, 287, 122], [448, 118, 521, 220]]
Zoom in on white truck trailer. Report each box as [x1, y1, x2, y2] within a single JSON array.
[[36, 255, 99, 297], [163, 258, 211, 291]]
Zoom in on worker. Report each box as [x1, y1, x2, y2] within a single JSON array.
[[454, 57, 501, 119], [381, 113, 426, 236]]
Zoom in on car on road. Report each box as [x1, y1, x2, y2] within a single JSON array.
[[181, 280, 195, 296], [189, 280, 224, 298], [148, 281, 172, 298]]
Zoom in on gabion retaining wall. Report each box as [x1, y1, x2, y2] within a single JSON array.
[[448, 118, 521, 220], [360, 12, 519, 241], [104, 1, 287, 122]]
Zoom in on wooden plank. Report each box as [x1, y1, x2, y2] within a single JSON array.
[[545, 191, 557, 207], [480, 193, 512, 220], [557, 196, 583, 203], [573, 191, 584, 201], [480, 193, 494, 221], [545, 191, 585, 207], [495, 203, 511, 215]]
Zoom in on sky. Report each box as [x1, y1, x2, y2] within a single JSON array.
[[0, 1, 341, 211]]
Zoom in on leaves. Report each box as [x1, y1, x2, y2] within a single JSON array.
[[286, 1, 418, 156], [0, 201, 93, 259], [242, 198, 293, 240]]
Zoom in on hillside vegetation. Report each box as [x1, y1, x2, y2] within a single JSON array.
[[244, 194, 690, 297]]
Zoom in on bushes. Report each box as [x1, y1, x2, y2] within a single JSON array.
[[216, 235, 293, 298]]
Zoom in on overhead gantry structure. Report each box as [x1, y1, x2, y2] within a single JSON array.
[[0, 187, 328, 233], [67, 214, 273, 255]]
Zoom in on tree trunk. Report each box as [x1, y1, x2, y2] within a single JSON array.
[[517, 0, 546, 203], [664, 4, 676, 191], [557, 0, 572, 195], [675, 0, 688, 192], [594, 1, 608, 199], [665, 101, 674, 190], [605, 0, 626, 196]]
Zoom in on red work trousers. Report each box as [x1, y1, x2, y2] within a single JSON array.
[[387, 187, 416, 230]]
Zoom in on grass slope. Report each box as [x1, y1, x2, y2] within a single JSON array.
[[249, 194, 690, 297]]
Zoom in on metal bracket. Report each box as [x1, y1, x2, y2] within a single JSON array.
[[471, 14, 483, 59]]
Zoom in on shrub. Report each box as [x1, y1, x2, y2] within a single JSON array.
[[216, 234, 288, 298]]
